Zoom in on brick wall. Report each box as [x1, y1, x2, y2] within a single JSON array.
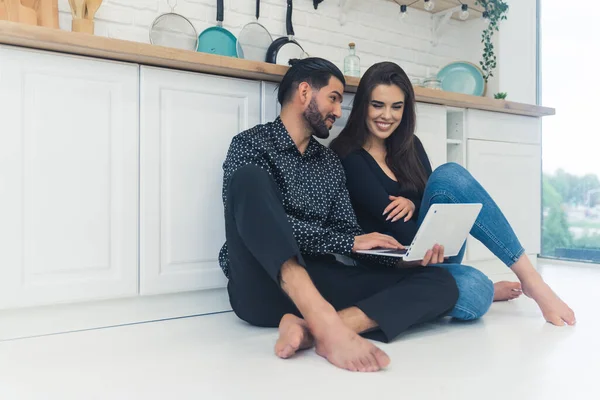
[[58, 0, 487, 80]]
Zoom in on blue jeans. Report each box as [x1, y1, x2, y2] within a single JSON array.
[[417, 163, 525, 321]]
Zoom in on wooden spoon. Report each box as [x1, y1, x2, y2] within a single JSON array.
[[85, 0, 102, 20], [74, 0, 85, 19]]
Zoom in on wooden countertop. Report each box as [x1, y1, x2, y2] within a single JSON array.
[[0, 21, 554, 117]]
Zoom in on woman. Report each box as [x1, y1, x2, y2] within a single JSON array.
[[330, 62, 575, 326]]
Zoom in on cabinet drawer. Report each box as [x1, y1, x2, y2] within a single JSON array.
[[466, 109, 541, 144]]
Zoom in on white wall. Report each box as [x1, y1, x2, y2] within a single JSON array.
[[56, 0, 482, 81], [498, 0, 538, 104]]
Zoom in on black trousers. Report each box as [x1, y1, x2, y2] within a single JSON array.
[[225, 165, 459, 343]]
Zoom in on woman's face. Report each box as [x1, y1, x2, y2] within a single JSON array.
[[366, 84, 406, 142]]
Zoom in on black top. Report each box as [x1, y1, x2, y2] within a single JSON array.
[[341, 137, 432, 246], [219, 117, 397, 278]]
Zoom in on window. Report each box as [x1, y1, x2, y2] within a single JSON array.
[[539, 0, 600, 263]]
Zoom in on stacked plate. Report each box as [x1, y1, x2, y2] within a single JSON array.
[[437, 62, 486, 96]]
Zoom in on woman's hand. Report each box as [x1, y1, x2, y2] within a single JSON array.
[[383, 196, 416, 223]]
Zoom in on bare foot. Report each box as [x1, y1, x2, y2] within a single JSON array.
[[310, 313, 390, 373], [521, 277, 576, 326], [493, 281, 522, 302], [275, 314, 314, 359]]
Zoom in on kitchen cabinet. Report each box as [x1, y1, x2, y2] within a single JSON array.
[[465, 139, 542, 263], [140, 66, 261, 295], [415, 103, 447, 169], [0, 42, 546, 317], [0, 46, 139, 309]]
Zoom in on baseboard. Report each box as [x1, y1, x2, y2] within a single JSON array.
[[0, 288, 232, 342]]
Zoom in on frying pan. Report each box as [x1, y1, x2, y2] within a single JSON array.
[[197, 0, 237, 57], [266, 0, 305, 65], [236, 0, 273, 61]]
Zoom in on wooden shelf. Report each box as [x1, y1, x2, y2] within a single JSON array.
[[0, 21, 554, 117], [398, 0, 484, 21]]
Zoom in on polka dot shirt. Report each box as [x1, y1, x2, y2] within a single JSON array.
[[218, 117, 397, 278]]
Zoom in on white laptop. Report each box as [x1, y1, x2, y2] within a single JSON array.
[[356, 203, 482, 262]]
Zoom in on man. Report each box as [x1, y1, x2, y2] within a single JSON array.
[[218, 58, 459, 373]]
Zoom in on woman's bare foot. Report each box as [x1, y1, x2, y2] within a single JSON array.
[[493, 281, 522, 302], [521, 276, 576, 326], [275, 314, 314, 359], [309, 312, 390, 373]]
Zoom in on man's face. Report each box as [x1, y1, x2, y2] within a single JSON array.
[[302, 77, 344, 139]]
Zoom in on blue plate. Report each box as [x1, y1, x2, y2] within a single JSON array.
[[197, 26, 238, 58], [437, 62, 485, 96]]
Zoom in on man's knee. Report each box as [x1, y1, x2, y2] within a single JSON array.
[[452, 266, 494, 320]]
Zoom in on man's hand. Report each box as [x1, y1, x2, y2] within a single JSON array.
[[352, 233, 404, 252], [383, 196, 416, 223], [402, 244, 445, 267]]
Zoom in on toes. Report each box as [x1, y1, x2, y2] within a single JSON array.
[[509, 282, 522, 290], [358, 357, 370, 373], [276, 344, 294, 359], [372, 347, 391, 369], [565, 309, 576, 325], [366, 353, 379, 372], [361, 354, 379, 372], [346, 360, 359, 372], [546, 314, 566, 326]]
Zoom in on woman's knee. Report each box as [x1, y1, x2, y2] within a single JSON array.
[[429, 162, 473, 190], [449, 265, 494, 320]]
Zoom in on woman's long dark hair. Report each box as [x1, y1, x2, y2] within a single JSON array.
[[330, 62, 428, 193]]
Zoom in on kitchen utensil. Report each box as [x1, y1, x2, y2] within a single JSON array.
[[266, 0, 305, 65], [437, 61, 486, 96], [85, 0, 102, 19], [38, 0, 59, 28], [236, 0, 272, 61], [3, 0, 37, 25], [149, 0, 198, 51], [1, 0, 58, 27], [70, 0, 92, 33], [74, 0, 84, 18], [197, 0, 237, 57]]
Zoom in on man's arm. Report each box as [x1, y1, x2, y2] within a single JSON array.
[[222, 134, 268, 204]]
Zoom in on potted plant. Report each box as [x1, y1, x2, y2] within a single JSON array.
[[475, 0, 509, 82]]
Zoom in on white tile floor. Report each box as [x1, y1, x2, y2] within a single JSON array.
[[1, 260, 599, 400]]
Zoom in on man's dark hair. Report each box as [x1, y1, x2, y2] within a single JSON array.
[[277, 57, 346, 106]]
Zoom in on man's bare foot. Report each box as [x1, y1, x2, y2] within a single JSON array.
[[521, 277, 576, 326], [309, 313, 390, 373], [275, 314, 314, 359], [493, 281, 522, 302]]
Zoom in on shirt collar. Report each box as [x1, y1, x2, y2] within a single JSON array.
[[273, 117, 323, 158]]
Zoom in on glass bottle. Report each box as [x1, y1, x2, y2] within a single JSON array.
[[344, 42, 360, 77]]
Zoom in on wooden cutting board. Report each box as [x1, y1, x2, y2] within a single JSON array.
[[0, 0, 58, 28]]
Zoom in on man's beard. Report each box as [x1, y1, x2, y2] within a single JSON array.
[[303, 98, 336, 139]]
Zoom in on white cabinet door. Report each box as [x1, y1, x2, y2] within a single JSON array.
[[466, 140, 541, 261], [415, 103, 447, 170], [262, 81, 279, 123], [140, 67, 261, 295], [0, 46, 139, 309]]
